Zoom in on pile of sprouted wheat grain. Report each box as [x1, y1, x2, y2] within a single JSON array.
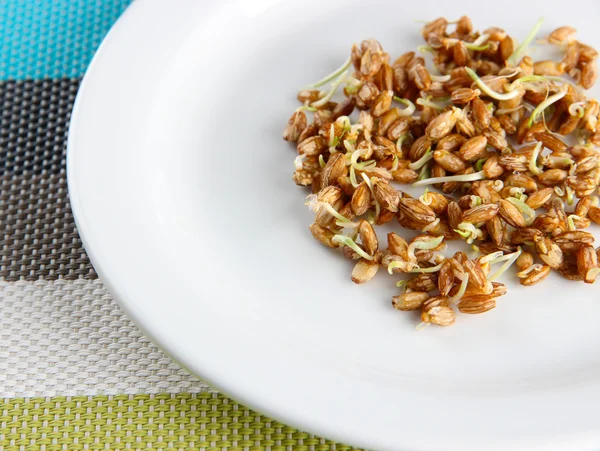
[[283, 17, 600, 327]]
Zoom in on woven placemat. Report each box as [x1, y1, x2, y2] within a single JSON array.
[[0, 1, 359, 449]]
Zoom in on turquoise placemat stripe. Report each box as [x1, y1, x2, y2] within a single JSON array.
[[0, 0, 132, 80]]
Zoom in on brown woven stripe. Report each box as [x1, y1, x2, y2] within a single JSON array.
[[0, 79, 96, 280]]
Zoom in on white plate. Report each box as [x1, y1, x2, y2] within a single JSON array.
[[67, 1, 600, 450]]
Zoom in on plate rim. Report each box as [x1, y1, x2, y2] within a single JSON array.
[[66, 1, 600, 450]]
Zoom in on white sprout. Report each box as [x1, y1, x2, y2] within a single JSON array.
[[407, 235, 445, 262], [554, 186, 565, 196], [528, 141, 544, 175], [305, 194, 353, 225], [517, 263, 543, 278], [332, 235, 374, 261], [566, 186, 575, 205], [391, 154, 399, 172], [311, 70, 349, 108], [422, 218, 441, 233], [394, 97, 416, 116], [408, 262, 445, 273], [416, 97, 450, 110], [568, 101, 586, 118], [362, 173, 380, 219], [396, 280, 407, 289], [396, 134, 409, 153], [469, 195, 482, 208], [479, 251, 505, 264], [508, 18, 544, 66], [294, 154, 307, 171], [492, 180, 504, 192], [528, 86, 569, 127], [569, 162, 578, 176], [416, 322, 431, 331], [412, 170, 487, 187], [350, 166, 359, 188], [430, 74, 451, 82], [507, 197, 536, 225], [495, 105, 524, 115], [448, 273, 469, 304], [591, 196, 600, 207], [455, 222, 483, 244], [408, 148, 434, 170], [418, 162, 431, 181], [506, 75, 547, 91], [508, 187, 526, 197], [296, 105, 317, 112], [318, 154, 326, 168], [465, 67, 522, 101], [488, 248, 522, 281], [466, 34, 490, 50], [308, 57, 352, 88], [567, 214, 582, 231], [355, 160, 377, 170], [419, 189, 432, 205], [343, 140, 356, 153], [329, 124, 338, 148], [418, 45, 435, 54], [387, 259, 414, 274]]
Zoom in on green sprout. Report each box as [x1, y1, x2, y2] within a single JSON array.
[[567, 214, 582, 231], [396, 134, 409, 153], [416, 96, 450, 110], [448, 273, 469, 304], [464, 67, 522, 101], [419, 188, 431, 205], [528, 86, 568, 127], [393, 97, 416, 116], [407, 235, 444, 262], [332, 235, 374, 261], [362, 173, 380, 220], [318, 154, 326, 168], [311, 70, 349, 108], [528, 142, 543, 175], [418, 45, 435, 54], [418, 162, 431, 181], [408, 262, 445, 273], [475, 158, 488, 171], [508, 18, 544, 66], [488, 248, 522, 282], [308, 57, 352, 88], [412, 170, 487, 186], [296, 105, 317, 112], [408, 148, 433, 170], [507, 197, 536, 225], [305, 194, 353, 225]]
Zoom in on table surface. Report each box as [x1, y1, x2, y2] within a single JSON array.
[[0, 1, 359, 449]]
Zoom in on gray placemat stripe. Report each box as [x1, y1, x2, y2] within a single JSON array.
[[0, 79, 96, 280]]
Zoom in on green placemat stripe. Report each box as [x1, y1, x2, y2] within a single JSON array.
[[1, 393, 359, 451]]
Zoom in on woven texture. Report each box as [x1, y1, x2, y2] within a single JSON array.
[[0, 280, 206, 397], [0, 394, 360, 451], [0, 80, 97, 281], [0, 0, 131, 79], [0, 1, 359, 449]]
